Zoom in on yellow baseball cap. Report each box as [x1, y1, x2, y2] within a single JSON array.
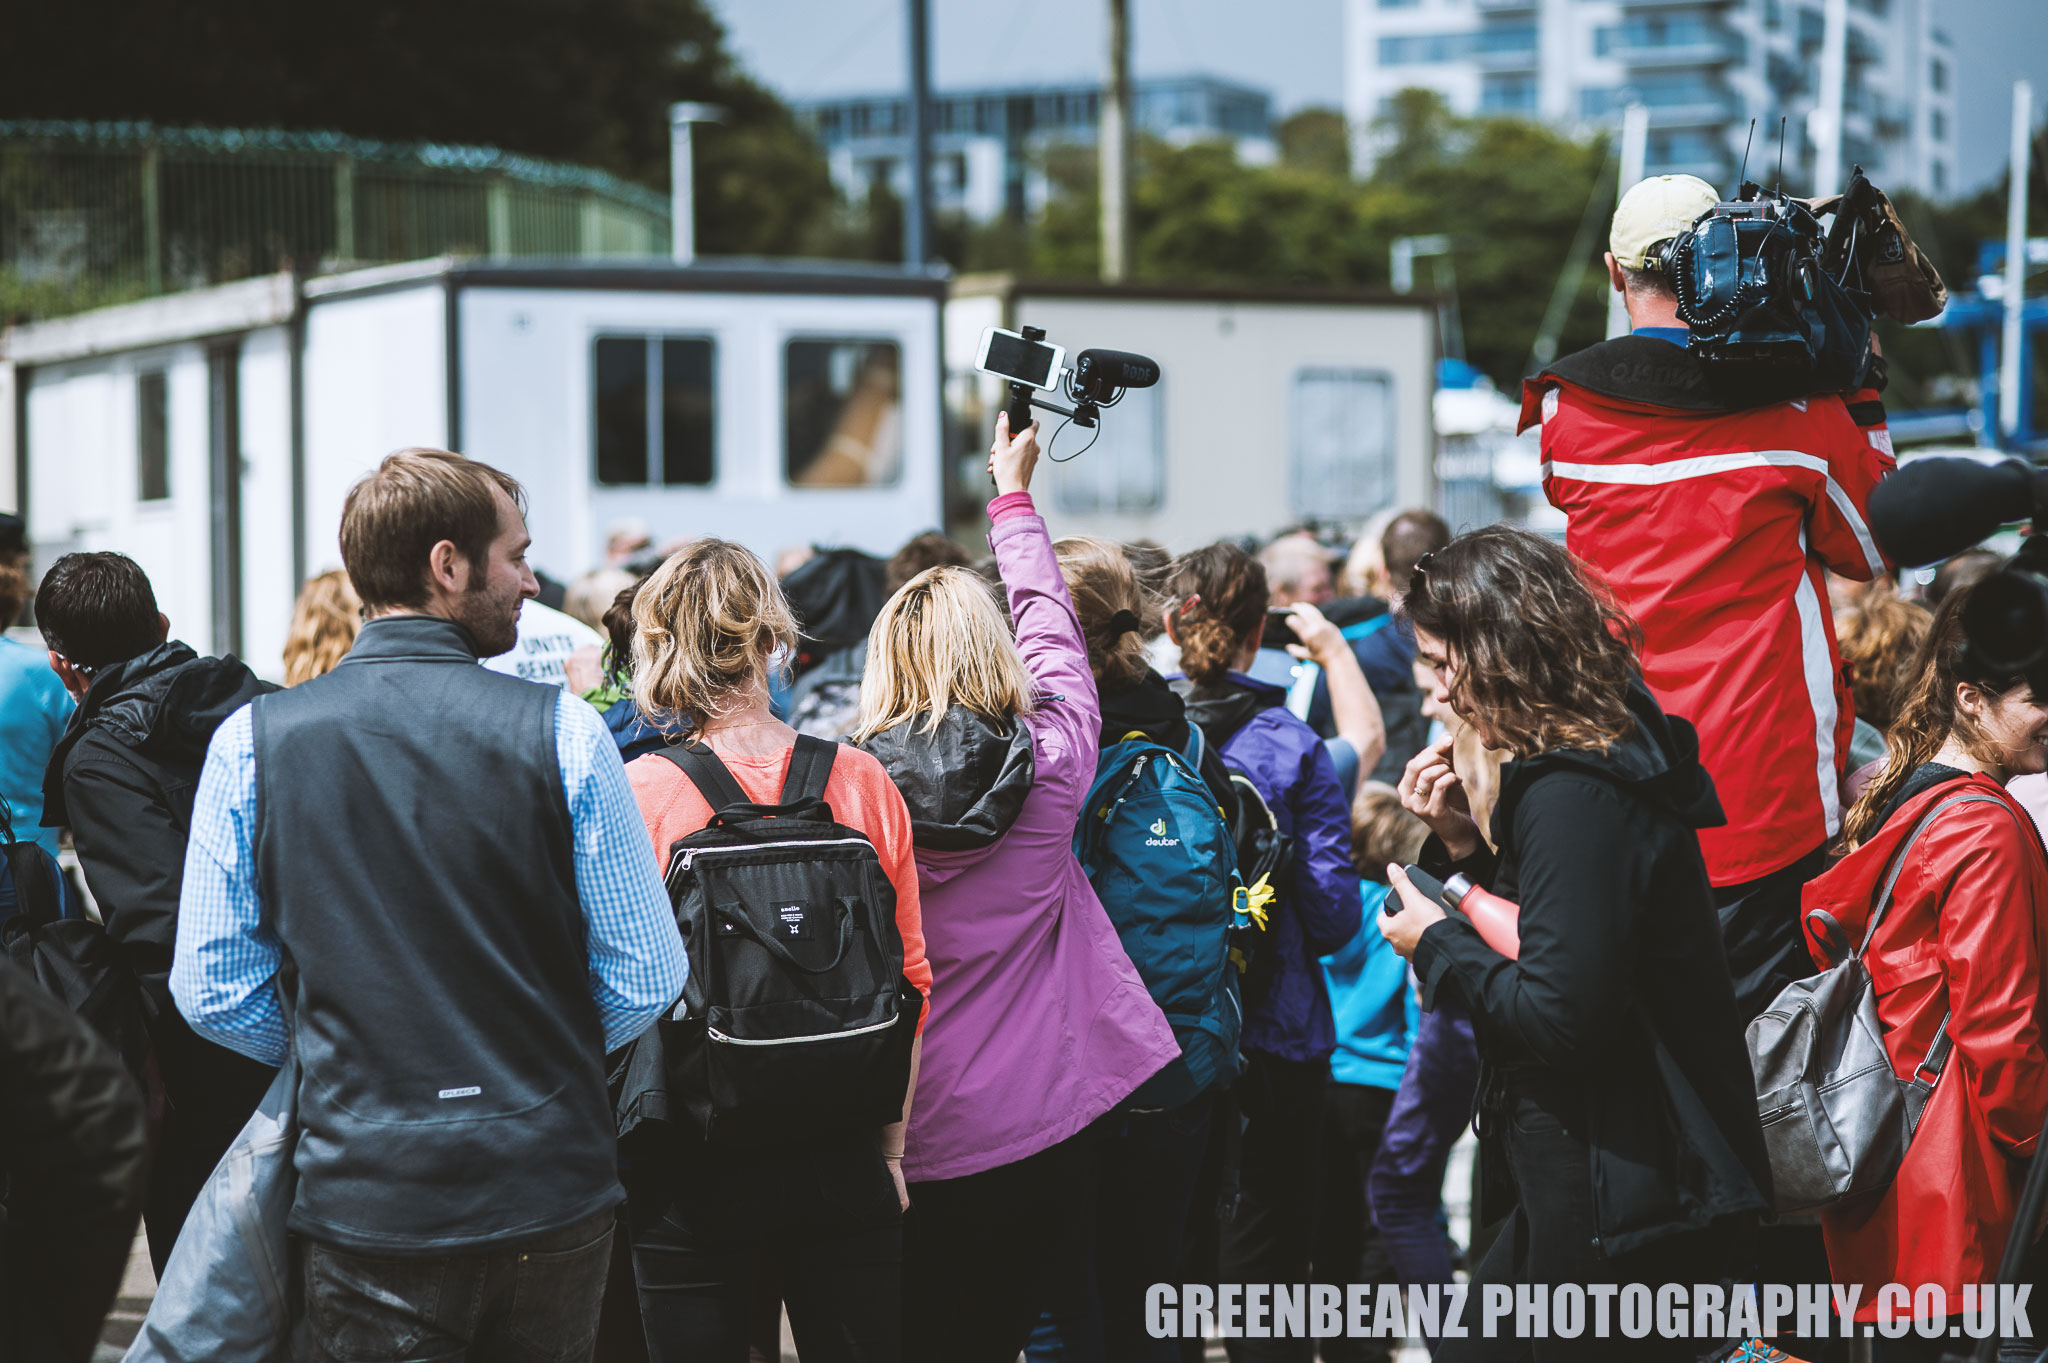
[[1610, 174, 1719, 271]]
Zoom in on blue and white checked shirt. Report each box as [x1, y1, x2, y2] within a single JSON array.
[[172, 691, 686, 1066]]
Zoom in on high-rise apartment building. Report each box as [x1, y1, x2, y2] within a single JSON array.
[[795, 76, 1276, 224], [1344, 0, 1956, 199]]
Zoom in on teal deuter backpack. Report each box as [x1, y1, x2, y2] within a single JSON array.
[[1076, 726, 1258, 1109]]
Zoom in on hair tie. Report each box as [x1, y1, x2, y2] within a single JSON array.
[[1107, 608, 1143, 640]]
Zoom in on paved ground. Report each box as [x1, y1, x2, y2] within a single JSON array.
[[93, 1234, 153, 1361]]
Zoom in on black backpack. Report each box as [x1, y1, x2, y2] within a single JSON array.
[[1222, 772, 1291, 1009], [0, 809, 151, 1075], [780, 548, 890, 678], [647, 736, 919, 1148]]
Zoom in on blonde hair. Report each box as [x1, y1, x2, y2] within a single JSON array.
[[282, 570, 363, 686], [850, 566, 1034, 743], [1054, 536, 1151, 692], [564, 568, 636, 633], [1351, 782, 1429, 882], [1837, 581, 1933, 733], [632, 539, 797, 734]]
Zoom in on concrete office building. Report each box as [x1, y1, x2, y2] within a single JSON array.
[[795, 76, 1276, 224], [1344, 0, 1957, 198]]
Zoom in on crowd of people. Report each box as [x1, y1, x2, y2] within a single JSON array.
[[0, 170, 2046, 1363]]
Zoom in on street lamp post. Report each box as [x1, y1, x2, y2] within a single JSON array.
[[668, 102, 723, 264]]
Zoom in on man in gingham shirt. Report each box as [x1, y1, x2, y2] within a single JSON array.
[[173, 448, 683, 1363]]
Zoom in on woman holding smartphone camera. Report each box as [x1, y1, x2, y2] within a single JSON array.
[[1378, 526, 1770, 1361]]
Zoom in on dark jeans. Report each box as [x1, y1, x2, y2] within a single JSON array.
[[904, 1126, 1093, 1363], [1712, 845, 1827, 1028], [143, 1018, 277, 1275], [1314, 1082, 1399, 1363], [1369, 1000, 1478, 1353], [303, 1209, 616, 1363], [1436, 1093, 1741, 1363], [1032, 1094, 1218, 1363], [1221, 1050, 1330, 1363], [628, 1138, 900, 1363]]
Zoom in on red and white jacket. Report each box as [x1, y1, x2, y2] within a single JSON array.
[[1520, 336, 1894, 886]]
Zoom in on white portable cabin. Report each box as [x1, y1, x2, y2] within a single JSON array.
[[3, 257, 948, 678], [944, 276, 1437, 549]]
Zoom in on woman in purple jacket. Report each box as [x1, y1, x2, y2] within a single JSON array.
[[853, 414, 1179, 1363], [1167, 542, 1362, 1363]]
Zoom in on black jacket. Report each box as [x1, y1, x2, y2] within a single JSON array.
[[40, 643, 277, 1108], [1411, 681, 1772, 1258], [43, 643, 272, 1015], [859, 706, 1035, 851], [0, 953, 148, 1362], [1098, 669, 1237, 814]]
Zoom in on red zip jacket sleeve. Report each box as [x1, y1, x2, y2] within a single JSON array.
[[1806, 388, 1895, 581]]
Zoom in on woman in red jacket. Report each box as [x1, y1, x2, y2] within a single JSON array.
[[1804, 584, 2048, 1355]]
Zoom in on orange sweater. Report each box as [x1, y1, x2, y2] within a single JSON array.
[[625, 741, 931, 1026]]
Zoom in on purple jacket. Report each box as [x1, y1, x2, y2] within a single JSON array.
[[1176, 673, 1360, 1065], [863, 506, 1178, 1182]]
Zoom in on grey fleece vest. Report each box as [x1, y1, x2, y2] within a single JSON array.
[[252, 615, 617, 1252]]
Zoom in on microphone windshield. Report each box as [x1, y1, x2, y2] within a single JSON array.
[[1074, 349, 1160, 390], [1867, 456, 2032, 568]]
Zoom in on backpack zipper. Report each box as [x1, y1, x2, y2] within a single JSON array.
[[707, 1014, 901, 1047], [668, 836, 875, 881]]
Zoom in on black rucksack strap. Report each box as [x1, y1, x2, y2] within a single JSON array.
[[779, 735, 839, 807], [657, 742, 752, 816]]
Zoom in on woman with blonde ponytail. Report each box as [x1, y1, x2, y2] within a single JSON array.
[[1802, 583, 2048, 1350], [619, 537, 931, 1363]]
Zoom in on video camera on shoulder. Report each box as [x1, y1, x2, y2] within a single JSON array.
[[1665, 167, 1944, 403], [975, 326, 1160, 457]]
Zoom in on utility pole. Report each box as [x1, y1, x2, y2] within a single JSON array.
[[2002, 79, 2033, 448], [668, 103, 722, 263], [1811, 0, 1848, 195], [904, 0, 934, 267], [1100, 0, 1132, 281], [1607, 102, 1649, 339]]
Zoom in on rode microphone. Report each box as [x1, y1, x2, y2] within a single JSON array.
[[1396, 865, 1521, 961], [1071, 348, 1161, 399]]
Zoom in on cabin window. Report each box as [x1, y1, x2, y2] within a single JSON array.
[[1290, 369, 1395, 518], [137, 369, 169, 501], [592, 335, 715, 487], [784, 339, 902, 488], [1052, 382, 1165, 514]]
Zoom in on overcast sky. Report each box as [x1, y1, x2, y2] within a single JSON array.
[[706, 0, 2048, 198]]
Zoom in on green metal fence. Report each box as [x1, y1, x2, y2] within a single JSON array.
[[0, 121, 672, 318]]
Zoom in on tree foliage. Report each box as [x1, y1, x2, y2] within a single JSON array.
[[1020, 91, 1613, 388], [0, 0, 838, 256]]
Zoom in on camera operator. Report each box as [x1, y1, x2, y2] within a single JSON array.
[[1522, 173, 1893, 1032], [1380, 526, 1771, 1361]]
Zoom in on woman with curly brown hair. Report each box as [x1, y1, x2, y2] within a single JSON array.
[[1379, 525, 1770, 1361]]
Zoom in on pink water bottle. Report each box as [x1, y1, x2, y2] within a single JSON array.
[[1395, 865, 1522, 961]]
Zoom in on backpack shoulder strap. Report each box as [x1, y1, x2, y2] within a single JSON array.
[[1181, 723, 1206, 772], [779, 734, 839, 807], [655, 742, 752, 816], [1859, 790, 2023, 1091], [1857, 790, 2011, 958]]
